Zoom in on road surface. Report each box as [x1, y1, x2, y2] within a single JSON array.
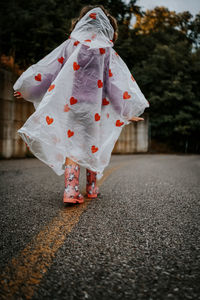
[[0, 154, 200, 299]]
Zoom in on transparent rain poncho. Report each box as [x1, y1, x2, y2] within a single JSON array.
[[13, 7, 150, 179]]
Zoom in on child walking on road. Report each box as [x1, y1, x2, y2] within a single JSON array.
[[13, 5, 149, 204]]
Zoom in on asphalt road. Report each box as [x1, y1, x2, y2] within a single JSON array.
[[0, 154, 200, 300]]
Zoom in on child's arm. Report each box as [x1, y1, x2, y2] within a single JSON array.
[[105, 49, 150, 123], [13, 39, 71, 109], [129, 116, 144, 121]]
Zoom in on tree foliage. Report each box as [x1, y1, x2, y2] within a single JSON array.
[[116, 6, 200, 153], [0, 0, 131, 66]]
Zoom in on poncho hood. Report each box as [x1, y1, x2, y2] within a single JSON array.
[[70, 7, 114, 49]]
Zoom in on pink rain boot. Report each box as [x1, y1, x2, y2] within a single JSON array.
[[86, 168, 99, 198], [63, 164, 84, 204]]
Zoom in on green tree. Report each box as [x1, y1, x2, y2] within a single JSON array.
[[1, 1, 199, 152], [0, 0, 137, 68], [116, 6, 200, 152]]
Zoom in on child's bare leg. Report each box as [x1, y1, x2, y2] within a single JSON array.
[[65, 157, 79, 166]]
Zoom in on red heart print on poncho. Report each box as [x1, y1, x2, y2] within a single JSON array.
[[70, 97, 78, 105], [52, 135, 60, 144], [99, 48, 105, 55], [116, 120, 124, 127], [46, 116, 54, 125], [102, 98, 109, 105], [74, 41, 80, 46], [48, 84, 55, 92], [95, 113, 101, 121], [89, 13, 96, 19], [67, 130, 74, 138], [109, 69, 113, 77], [35, 73, 42, 81], [123, 91, 131, 99], [73, 62, 80, 71], [97, 80, 103, 88], [64, 104, 70, 112], [85, 39, 91, 42], [91, 33, 97, 39], [25, 142, 30, 150], [91, 145, 98, 153], [58, 57, 64, 64]]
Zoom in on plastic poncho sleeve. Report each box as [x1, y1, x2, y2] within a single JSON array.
[[13, 39, 72, 110], [105, 49, 150, 123]]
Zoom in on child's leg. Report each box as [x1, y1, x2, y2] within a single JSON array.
[[65, 157, 78, 166], [63, 157, 84, 203]]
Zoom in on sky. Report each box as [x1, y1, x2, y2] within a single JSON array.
[[136, 0, 200, 17]]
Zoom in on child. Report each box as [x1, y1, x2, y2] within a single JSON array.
[[13, 5, 150, 204]]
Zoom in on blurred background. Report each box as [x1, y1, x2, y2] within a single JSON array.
[[0, 0, 200, 159]]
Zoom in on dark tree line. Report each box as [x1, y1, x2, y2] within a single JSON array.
[[0, 0, 199, 152]]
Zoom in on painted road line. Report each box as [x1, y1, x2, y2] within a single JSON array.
[[0, 162, 127, 300]]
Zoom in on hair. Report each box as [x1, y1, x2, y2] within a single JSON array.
[[69, 5, 118, 43]]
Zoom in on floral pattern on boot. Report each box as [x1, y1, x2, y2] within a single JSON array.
[[63, 164, 84, 203]]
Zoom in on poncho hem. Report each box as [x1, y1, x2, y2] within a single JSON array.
[[17, 128, 104, 178]]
